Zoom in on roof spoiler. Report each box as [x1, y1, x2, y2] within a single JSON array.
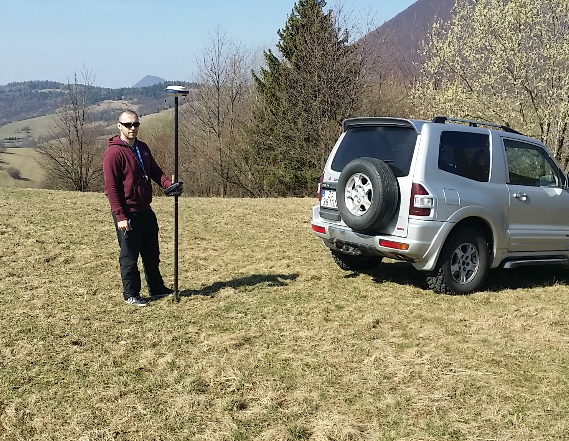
[[342, 117, 419, 132]]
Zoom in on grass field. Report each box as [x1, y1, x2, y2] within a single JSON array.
[[0, 148, 44, 188], [1, 188, 569, 440], [0, 115, 57, 147]]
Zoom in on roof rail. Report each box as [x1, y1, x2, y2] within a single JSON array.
[[432, 116, 522, 135]]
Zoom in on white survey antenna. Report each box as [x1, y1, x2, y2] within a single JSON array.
[[165, 85, 189, 96]]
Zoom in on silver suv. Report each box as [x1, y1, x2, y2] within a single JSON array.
[[311, 116, 569, 294]]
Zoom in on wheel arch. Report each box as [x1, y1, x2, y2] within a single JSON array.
[[451, 217, 494, 262], [425, 219, 492, 295], [414, 213, 498, 271]]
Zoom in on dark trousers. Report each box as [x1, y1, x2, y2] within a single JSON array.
[[112, 210, 166, 299]]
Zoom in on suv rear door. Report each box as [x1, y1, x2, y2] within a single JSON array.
[[504, 138, 569, 252], [324, 120, 419, 237]]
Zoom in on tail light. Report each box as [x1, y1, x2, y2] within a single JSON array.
[[318, 173, 324, 201], [312, 225, 326, 234], [410, 183, 433, 216], [379, 239, 409, 250]]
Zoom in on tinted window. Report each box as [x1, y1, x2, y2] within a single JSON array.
[[504, 139, 562, 187], [438, 131, 490, 182], [330, 126, 418, 177]]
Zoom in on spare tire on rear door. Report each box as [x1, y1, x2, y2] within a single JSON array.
[[337, 157, 399, 233]]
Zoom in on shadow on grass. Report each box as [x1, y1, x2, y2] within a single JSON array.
[[362, 261, 569, 294], [366, 261, 429, 290], [484, 265, 569, 292], [178, 273, 299, 298]]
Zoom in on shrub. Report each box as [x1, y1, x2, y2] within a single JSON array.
[[6, 167, 22, 180]]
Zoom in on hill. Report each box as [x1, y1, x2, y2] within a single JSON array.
[[0, 108, 173, 188], [132, 75, 167, 87], [0, 81, 65, 129], [0, 147, 44, 187], [0, 80, 194, 130], [364, 0, 458, 75]]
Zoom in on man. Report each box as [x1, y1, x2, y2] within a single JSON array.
[[103, 110, 182, 306]]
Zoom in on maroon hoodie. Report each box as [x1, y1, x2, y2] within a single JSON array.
[[103, 135, 172, 221]]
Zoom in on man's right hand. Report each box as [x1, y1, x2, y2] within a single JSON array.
[[117, 219, 132, 231]]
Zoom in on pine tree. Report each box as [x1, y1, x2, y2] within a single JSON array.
[[247, 0, 363, 196]]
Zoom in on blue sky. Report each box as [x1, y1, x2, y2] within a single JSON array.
[[0, 0, 416, 89]]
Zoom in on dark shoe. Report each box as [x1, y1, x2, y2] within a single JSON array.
[[150, 287, 174, 299], [125, 296, 148, 307]]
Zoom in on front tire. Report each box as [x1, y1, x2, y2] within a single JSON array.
[[426, 227, 489, 295], [331, 250, 382, 272]]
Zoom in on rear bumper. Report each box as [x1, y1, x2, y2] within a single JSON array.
[[311, 205, 451, 271]]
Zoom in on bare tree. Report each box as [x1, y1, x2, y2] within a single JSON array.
[[38, 69, 105, 191], [181, 28, 255, 197], [357, 27, 417, 118]]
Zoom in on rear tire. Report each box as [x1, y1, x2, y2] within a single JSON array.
[[337, 158, 399, 233], [331, 250, 382, 272], [426, 227, 489, 295]]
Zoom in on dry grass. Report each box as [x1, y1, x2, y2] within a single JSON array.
[[1, 188, 569, 440], [0, 148, 44, 188]]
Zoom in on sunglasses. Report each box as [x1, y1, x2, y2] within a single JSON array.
[[119, 122, 140, 128]]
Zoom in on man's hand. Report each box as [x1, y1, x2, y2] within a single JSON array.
[[172, 175, 183, 195], [164, 181, 183, 196], [117, 219, 132, 232]]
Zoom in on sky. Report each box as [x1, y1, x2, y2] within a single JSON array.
[[0, 0, 417, 89]]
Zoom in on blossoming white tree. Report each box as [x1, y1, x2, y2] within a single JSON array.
[[414, 0, 569, 168]]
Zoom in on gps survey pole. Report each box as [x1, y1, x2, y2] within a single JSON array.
[[165, 85, 189, 302]]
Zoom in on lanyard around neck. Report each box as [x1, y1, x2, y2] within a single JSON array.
[[121, 138, 148, 180]]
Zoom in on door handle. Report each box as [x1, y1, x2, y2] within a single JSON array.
[[514, 191, 528, 201]]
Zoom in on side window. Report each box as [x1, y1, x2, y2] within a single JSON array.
[[504, 139, 562, 187], [438, 131, 490, 182]]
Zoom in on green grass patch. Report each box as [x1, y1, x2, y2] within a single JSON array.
[[1, 188, 569, 440]]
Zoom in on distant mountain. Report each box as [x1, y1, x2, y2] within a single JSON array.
[[364, 0, 458, 75], [132, 75, 167, 88]]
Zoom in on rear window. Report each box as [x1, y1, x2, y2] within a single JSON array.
[[330, 126, 418, 177]]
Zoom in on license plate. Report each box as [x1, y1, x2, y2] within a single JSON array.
[[320, 189, 337, 209]]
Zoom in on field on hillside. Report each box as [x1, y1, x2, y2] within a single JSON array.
[[1, 188, 569, 440], [0, 100, 174, 149], [0, 115, 57, 147], [0, 148, 45, 188]]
